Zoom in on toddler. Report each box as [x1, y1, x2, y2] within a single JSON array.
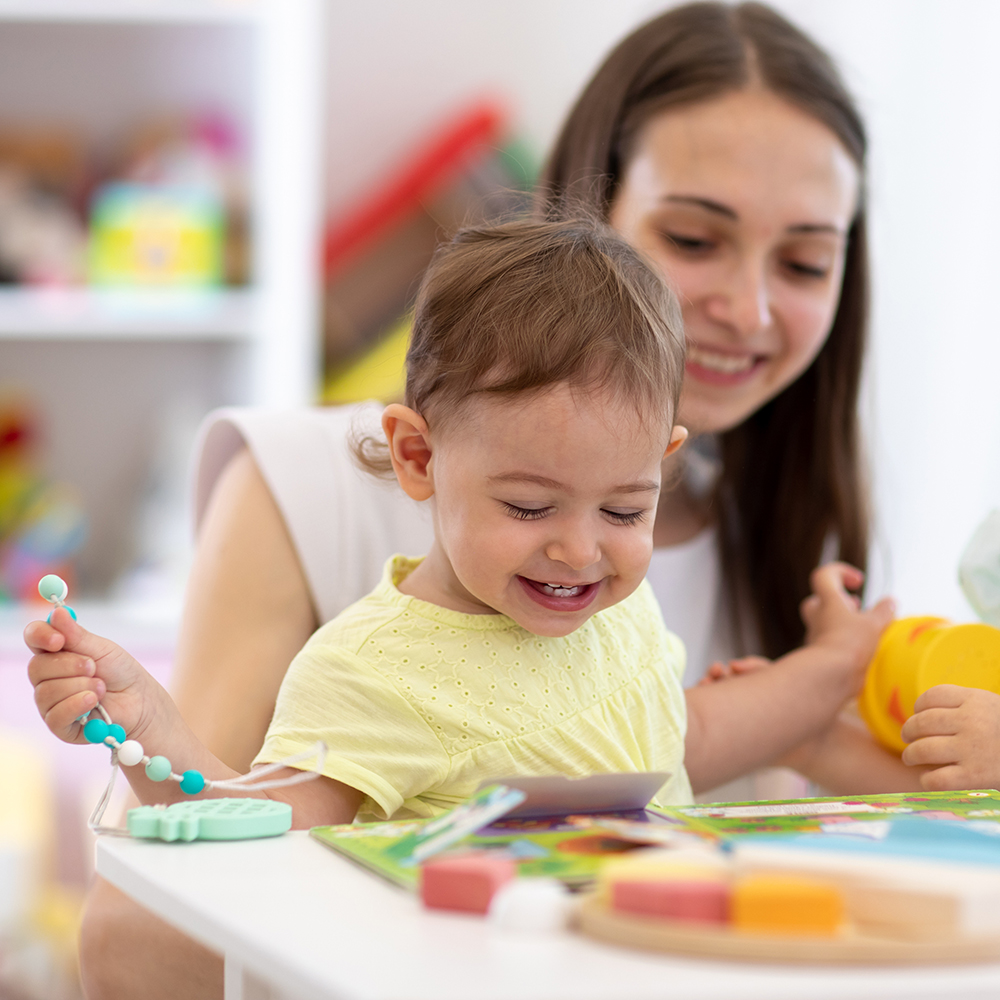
[[27, 219, 895, 825]]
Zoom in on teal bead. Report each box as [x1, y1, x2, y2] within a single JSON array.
[[45, 605, 77, 624], [38, 574, 68, 603], [84, 718, 109, 744], [106, 724, 126, 745], [145, 756, 172, 782], [179, 770, 206, 795]]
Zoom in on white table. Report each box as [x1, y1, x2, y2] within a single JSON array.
[[97, 831, 1000, 1000]]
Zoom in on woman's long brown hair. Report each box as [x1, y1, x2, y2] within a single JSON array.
[[539, 1, 869, 658]]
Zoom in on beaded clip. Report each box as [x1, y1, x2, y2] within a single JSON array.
[[39, 575, 326, 836]]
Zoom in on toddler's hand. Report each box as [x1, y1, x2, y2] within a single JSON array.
[[901, 685, 1000, 791], [697, 656, 772, 686], [799, 562, 895, 693], [26, 608, 163, 748]]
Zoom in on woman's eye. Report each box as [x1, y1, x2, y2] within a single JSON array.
[[660, 231, 715, 253], [603, 509, 646, 526], [784, 259, 829, 279], [502, 502, 550, 520]]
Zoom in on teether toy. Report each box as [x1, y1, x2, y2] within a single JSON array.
[[39, 574, 324, 839]]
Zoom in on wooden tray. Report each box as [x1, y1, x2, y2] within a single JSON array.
[[576, 896, 1000, 965]]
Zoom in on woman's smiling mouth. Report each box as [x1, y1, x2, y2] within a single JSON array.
[[686, 343, 765, 385]]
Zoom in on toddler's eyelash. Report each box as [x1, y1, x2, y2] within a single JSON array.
[[502, 503, 549, 520], [605, 510, 645, 526]]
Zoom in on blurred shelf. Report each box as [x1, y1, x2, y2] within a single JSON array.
[[0, 0, 259, 24], [0, 287, 256, 339]]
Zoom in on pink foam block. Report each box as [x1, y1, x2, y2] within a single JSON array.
[[420, 854, 518, 914], [611, 878, 730, 923]]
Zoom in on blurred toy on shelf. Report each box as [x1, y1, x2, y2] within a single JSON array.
[[0, 128, 88, 286], [321, 100, 537, 405], [0, 394, 86, 603], [0, 113, 248, 292], [88, 113, 248, 289]]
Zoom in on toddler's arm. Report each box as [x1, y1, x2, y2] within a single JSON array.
[[900, 685, 1000, 790], [26, 609, 361, 827], [684, 563, 895, 793]]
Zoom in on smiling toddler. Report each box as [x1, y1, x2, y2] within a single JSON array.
[[26, 219, 895, 827]]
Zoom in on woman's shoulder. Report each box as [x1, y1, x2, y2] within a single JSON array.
[[193, 401, 385, 527], [192, 402, 434, 624]]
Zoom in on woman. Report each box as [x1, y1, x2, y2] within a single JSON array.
[[79, 4, 899, 998]]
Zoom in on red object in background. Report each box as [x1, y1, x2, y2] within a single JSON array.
[[322, 102, 505, 278], [420, 853, 517, 914]]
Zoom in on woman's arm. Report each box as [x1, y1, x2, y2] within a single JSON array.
[[171, 446, 319, 771], [684, 563, 896, 794], [80, 447, 319, 1000]]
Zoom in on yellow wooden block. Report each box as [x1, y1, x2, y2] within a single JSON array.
[[731, 873, 844, 936]]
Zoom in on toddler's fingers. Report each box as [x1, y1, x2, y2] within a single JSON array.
[[912, 684, 969, 714], [919, 764, 970, 792], [34, 675, 105, 721], [45, 607, 120, 663], [900, 707, 957, 743], [42, 688, 103, 740], [27, 650, 95, 687], [23, 619, 67, 655], [901, 735, 957, 768]]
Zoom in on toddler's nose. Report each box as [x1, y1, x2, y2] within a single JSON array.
[[544, 534, 600, 572]]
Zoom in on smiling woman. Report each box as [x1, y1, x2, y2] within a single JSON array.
[[541, 2, 870, 661]]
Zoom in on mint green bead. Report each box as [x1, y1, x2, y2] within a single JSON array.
[[106, 724, 126, 744], [179, 770, 205, 795], [145, 756, 172, 782], [84, 718, 109, 744], [38, 574, 68, 603]]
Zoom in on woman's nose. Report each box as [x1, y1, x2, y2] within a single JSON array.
[[705, 257, 773, 338]]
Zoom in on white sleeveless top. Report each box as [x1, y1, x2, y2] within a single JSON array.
[[194, 402, 806, 802]]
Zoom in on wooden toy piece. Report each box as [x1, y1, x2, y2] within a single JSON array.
[[576, 894, 1000, 964], [730, 873, 844, 937], [598, 850, 732, 924], [420, 853, 517, 914], [611, 878, 729, 923]]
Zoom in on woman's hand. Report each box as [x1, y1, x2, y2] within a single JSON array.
[[799, 562, 895, 695], [697, 656, 772, 686], [26, 608, 167, 748], [901, 685, 1000, 791]]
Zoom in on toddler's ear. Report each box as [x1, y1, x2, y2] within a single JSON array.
[[383, 404, 434, 501], [664, 424, 688, 459]]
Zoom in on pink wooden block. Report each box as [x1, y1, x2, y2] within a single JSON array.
[[611, 878, 730, 923], [420, 853, 518, 914]]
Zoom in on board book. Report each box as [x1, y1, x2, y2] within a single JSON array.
[[311, 788, 1000, 892]]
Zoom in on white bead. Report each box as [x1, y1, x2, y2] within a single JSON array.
[[488, 878, 571, 932], [117, 740, 145, 767]]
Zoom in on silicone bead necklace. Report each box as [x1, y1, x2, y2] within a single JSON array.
[[38, 574, 325, 836]]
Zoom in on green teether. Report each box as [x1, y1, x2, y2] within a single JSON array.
[[126, 798, 292, 842]]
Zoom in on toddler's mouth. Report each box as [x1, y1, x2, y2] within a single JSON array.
[[518, 576, 600, 613]]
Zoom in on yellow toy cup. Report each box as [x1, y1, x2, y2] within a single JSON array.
[[858, 616, 1000, 753]]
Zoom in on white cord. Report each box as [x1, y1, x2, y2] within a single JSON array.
[[86, 741, 328, 836]]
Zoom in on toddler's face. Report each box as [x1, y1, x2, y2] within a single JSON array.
[[419, 383, 678, 637]]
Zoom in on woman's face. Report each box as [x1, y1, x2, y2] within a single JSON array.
[[609, 88, 860, 435]]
